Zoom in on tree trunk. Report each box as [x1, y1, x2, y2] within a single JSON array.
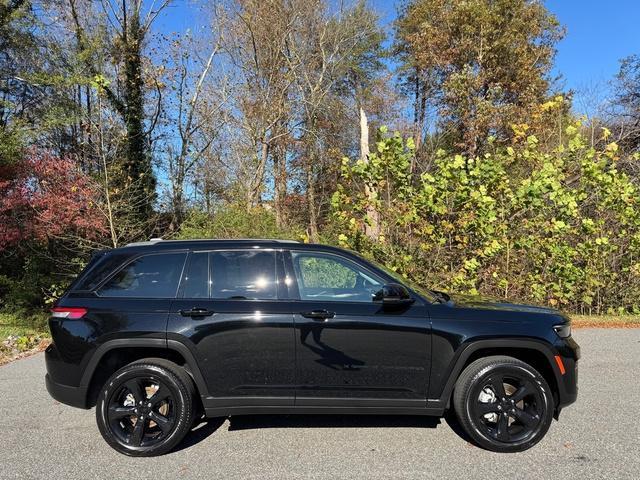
[[171, 173, 184, 227], [273, 141, 287, 229], [361, 107, 380, 240], [413, 69, 426, 152], [306, 159, 318, 242], [122, 7, 155, 222], [248, 141, 268, 210]]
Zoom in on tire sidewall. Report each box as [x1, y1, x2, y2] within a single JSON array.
[[96, 364, 191, 456]]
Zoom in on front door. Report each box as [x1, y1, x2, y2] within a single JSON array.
[[285, 250, 431, 408], [167, 249, 295, 408]]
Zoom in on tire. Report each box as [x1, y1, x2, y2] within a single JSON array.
[[452, 355, 554, 453], [96, 358, 196, 457]]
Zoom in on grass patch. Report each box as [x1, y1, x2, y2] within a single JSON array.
[[0, 311, 49, 337], [0, 310, 50, 366], [571, 314, 640, 328]]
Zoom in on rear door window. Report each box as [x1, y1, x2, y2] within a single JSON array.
[[210, 250, 277, 300], [97, 252, 187, 298], [180, 250, 278, 300]]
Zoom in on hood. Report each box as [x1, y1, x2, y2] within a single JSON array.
[[445, 293, 562, 315]]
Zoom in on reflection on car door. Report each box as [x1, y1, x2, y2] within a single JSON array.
[[285, 250, 431, 408]]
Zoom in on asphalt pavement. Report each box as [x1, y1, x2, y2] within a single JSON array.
[[1, 329, 638, 479]]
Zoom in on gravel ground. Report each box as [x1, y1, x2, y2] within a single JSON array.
[[0, 329, 638, 480]]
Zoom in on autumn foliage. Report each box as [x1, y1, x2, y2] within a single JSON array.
[[0, 151, 106, 251]]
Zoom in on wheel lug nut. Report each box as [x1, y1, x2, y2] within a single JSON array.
[[147, 403, 152, 407]]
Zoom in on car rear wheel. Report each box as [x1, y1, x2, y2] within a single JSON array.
[[453, 355, 554, 452], [96, 358, 196, 456]]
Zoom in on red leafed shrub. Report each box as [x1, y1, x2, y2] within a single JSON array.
[[0, 150, 107, 250]]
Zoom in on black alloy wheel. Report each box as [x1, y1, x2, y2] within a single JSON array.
[[96, 358, 196, 456], [453, 356, 554, 452], [106, 376, 176, 448]]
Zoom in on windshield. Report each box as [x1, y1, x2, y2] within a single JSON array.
[[349, 250, 439, 302]]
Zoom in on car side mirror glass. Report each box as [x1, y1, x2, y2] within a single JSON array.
[[373, 283, 415, 306]]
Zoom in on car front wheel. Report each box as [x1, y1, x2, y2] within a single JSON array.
[[453, 355, 554, 452], [96, 358, 196, 456]]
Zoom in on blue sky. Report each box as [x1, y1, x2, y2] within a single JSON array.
[[159, 0, 640, 115], [547, 0, 640, 112]]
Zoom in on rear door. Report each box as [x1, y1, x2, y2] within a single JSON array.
[[91, 251, 188, 340], [167, 249, 295, 409], [285, 250, 431, 408]]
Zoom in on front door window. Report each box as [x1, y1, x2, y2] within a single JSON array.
[[291, 251, 383, 303]]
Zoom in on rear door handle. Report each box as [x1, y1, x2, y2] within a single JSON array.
[[301, 310, 335, 321], [180, 308, 214, 318]]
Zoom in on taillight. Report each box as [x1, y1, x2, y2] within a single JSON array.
[[50, 307, 87, 319]]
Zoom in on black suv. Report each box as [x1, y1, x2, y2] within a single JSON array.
[[45, 239, 579, 456]]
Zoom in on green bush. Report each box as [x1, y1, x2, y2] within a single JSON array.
[[177, 205, 304, 241], [331, 120, 640, 314]]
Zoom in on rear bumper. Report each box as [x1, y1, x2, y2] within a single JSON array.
[[44, 340, 89, 409], [45, 373, 88, 409]]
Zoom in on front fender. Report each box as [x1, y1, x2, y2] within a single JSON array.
[[427, 338, 570, 410]]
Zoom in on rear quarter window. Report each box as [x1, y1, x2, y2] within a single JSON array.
[[97, 252, 187, 298], [73, 252, 131, 291]]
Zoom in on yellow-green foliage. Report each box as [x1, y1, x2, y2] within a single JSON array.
[[177, 205, 304, 241], [332, 123, 640, 314]]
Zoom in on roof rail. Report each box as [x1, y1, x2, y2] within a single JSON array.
[[124, 238, 300, 247], [124, 238, 164, 247]]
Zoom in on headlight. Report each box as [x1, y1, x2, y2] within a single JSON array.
[[553, 324, 571, 338]]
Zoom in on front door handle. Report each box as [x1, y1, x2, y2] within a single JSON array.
[[180, 308, 214, 318], [301, 310, 335, 321]]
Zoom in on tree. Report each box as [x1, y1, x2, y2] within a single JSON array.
[[66, 0, 170, 229], [0, 149, 106, 251], [333, 118, 640, 313], [612, 55, 640, 154], [159, 18, 230, 228], [395, 0, 564, 160], [220, 0, 296, 217], [286, 0, 386, 240], [0, 1, 46, 166]]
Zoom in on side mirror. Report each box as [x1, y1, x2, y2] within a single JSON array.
[[373, 283, 415, 306]]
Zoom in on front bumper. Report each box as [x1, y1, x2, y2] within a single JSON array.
[[554, 335, 580, 416]]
